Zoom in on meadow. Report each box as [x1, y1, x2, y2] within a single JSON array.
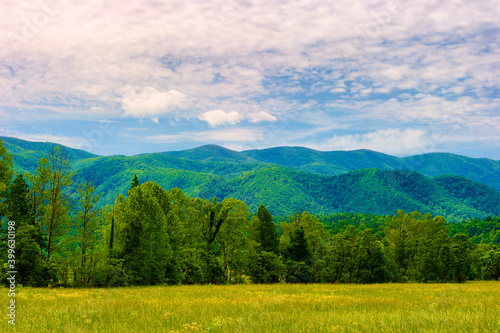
[[1, 282, 499, 333]]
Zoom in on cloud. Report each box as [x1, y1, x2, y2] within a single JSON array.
[[121, 86, 186, 118], [5, 133, 88, 150], [198, 110, 242, 127], [1, 0, 499, 157], [3, 0, 498, 116], [309, 128, 436, 155], [248, 111, 277, 123], [198, 110, 277, 127], [143, 128, 259, 143]]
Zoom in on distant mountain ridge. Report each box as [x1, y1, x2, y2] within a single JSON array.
[[2, 136, 500, 221], [163, 144, 500, 191]]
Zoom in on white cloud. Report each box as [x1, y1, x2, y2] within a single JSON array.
[[202, 128, 259, 142], [198, 109, 277, 127], [6, 133, 88, 150], [143, 128, 259, 143], [380, 66, 408, 81], [2, 0, 498, 117], [121, 86, 186, 117], [198, 110, 242, 127], [248, 111, 277, 123], [1, 0, 500, 157], [309, 128, 435, 155]]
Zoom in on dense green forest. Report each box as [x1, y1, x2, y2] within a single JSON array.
[[3, 136, 500, 222], [1, 139, 499, 287]]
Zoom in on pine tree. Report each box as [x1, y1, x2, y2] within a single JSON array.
[[5, 174, 33, 225], [256, 204, 279, 253], [130, 174, 140, 190], [0, 139, 13, 218], [286, 226, 312, 263], [283, 226, 313, 283], [109, 215, 115, 256], [4, 173, 48, 286]]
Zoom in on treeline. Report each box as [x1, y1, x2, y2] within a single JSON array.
[[0, 142, 499, 287], [448, 216, 500, 245]]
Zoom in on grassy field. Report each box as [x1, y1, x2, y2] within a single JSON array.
[[1, 282, 499, 332]]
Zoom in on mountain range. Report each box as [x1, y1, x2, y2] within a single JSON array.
[[2, 136, 500, 221]]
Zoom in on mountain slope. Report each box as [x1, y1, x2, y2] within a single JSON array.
[[5, 136, 499, 190], [3, 137, 500, 221], [242, 146, 500, 191], [242, 147, 400, 172], [219, 167, 500, 220], [162, 144, 259, 163], [1, 136, 98, 173], [401, 153, 500, 191]]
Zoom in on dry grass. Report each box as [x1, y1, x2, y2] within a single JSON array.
[[1, 282, 499, 332]]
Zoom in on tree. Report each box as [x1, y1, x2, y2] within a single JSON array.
[[26, 158, 49, 236], [216, 198, 251, 283], [284, 226, 313, 283], [285, 226, 312, 263], [439, 244, 454, 282], [451, 233, 474, 283], [3, 174, 48, 286], [255, 204, 279, 253], [75, 180, 102, 286], [5, 174, 34, 225], [196, 197, 236, 284], [115, 182, 172, 285], [33, 147, 73, 260], [352, 228, 392, 283], [130, 174, 140, 190], [384, 211, 412, 282], [14, 224, 46, 286], [324, 225, 359, 283], [199, 197, 231, 250], [0, 139, 13, 218], [246, 250, 285, 283], [280, 212, 328, 259], [481, 247, 500, 280]]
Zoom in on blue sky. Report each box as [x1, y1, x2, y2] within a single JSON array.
[[1, 0, 499, 158]]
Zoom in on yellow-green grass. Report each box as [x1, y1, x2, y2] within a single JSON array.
[[2, 282, 499, 332]]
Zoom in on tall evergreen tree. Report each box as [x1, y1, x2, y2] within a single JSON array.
[[256, 204, 279, 253], [283, 226, 313, 283], [286, 226, 312, 263], [0, 139, 13, 218], [109, 215, 115, 255], [130, 174, 140, 190], [5, 174, 33, 225]]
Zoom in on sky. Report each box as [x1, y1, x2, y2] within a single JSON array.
[[1, 0, 499, 158]]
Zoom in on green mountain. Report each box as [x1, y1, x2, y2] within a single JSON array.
[[3, 136, 500, 221], [162, 144, 259, 164], [0, 136, 98, 173], [218, 167, 500, 220], [159, 144, 500, 192], [242, 147, 400, 172], [241, 146, 500, 192]]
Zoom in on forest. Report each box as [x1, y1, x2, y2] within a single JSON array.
[[1, 140, 499, 288]]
